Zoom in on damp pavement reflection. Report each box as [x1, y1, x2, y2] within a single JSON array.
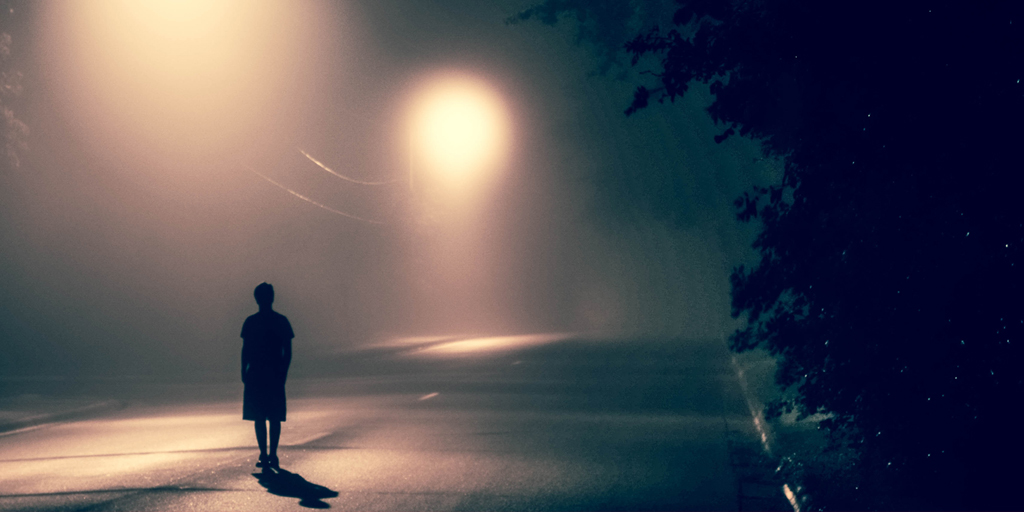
[[0, 337, 789, 511]]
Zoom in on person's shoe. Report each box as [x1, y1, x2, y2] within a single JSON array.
[[256, 454, 269, 468], [269, 455, 280, 469]]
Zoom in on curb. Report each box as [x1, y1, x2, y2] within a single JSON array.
[[0, 400, 125, 436], [728, 348, 807, 512]]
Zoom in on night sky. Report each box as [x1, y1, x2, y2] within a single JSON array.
[[0, 0, 777, 379]]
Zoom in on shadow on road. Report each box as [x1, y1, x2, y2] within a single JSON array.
[[253, 468, 338, 509]]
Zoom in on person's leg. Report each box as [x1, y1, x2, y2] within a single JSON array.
[[255, 420, 267, 457], [269, 421, 281, 467]]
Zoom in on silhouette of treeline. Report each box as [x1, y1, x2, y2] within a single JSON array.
[[513, 1, 1024, 509], [1, 11, 29, 170]]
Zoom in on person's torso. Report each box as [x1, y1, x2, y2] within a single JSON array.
[[243, 312, 291, 366]]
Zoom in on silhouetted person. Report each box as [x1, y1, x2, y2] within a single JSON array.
[[242, 282, 293, 470]]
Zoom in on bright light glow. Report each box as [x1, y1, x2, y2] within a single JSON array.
[[416, 333, 570, 355], [41, 0, 331, 161], [408, 74, 510, 194]]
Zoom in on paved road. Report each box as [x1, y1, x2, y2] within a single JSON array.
[[0, 337, 786, 511]]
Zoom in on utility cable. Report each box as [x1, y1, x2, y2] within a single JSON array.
[[244, 165, 386, 225], [298, 149, 404, 186]]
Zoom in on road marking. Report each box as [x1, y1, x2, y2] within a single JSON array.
[[418, 392, 439, 401], [0, 423, 50, 438], [730, 350, 801, 512], [783, 484, 801, 512]]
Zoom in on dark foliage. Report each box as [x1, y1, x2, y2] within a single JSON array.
[[506, 0, 643, 75], [517, 0, 1024, 509], [1, 8, 28, 170]]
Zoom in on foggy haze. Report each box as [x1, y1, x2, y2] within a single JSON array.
[[0, 0, 777, 379]]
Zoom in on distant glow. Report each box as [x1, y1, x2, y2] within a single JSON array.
[[42, 0, 330, 160], [111, 0, 235, 42], [408, 74, 510, 194]]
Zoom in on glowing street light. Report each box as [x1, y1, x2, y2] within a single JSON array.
[[407, 73, 510, 201]]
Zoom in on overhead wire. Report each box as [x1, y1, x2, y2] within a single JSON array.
[[298, 149, 404, 186], [244, 165, 386, 225]]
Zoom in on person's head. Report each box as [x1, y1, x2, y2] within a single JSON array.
[[254, 282, 274, 309]]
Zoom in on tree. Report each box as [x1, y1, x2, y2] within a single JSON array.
[[1, 23, 28, 169], [515, 0, 1024, 509]]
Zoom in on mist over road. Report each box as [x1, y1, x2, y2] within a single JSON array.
[[0, 337, 783, 511]]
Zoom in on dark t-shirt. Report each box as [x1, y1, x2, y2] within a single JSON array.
[[241, 310, 294, 383]]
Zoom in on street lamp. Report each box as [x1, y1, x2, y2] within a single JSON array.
[[407, 73, 510, 203]]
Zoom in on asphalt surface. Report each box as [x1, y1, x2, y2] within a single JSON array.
[[0, 337, 787, 511]]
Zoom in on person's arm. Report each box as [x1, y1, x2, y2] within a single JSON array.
[[242, 341, 250, 383], [280, 317, 293, 382], [282, 337, 292, 381], [241, 318, 251, 383]]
